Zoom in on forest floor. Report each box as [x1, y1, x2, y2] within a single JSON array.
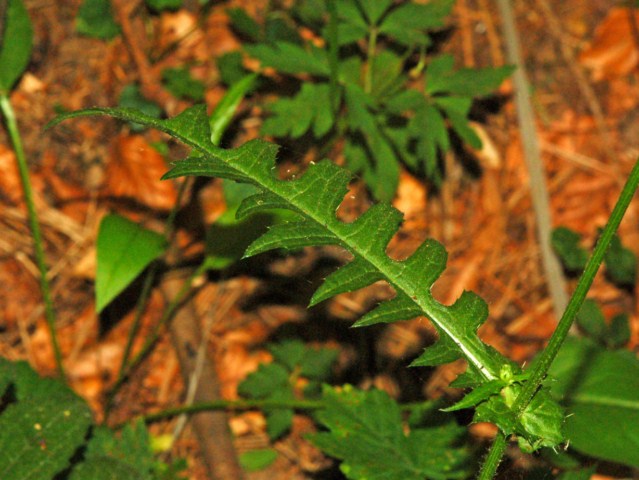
[[0, 0, 637, 479]]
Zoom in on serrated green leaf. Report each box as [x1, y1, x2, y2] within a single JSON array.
[[246, 41, 329, 76], [548, 336, 639, 467], [50, 104, 514, 408], [309, 385, 473, 480], [0, 0, 33, 94], [96, 214, 167, 313], [0, 359, 93, 480], [428, 64, 514, 96], [378, 0, 454, 46], [441, 380, 505, 412], [552, 227, 588, 272], [76, 0, 120, 40]]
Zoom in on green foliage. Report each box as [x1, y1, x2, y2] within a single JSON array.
[[551, 227, 588, 272], [48, 104, 565, 454], [0, 0, 33, 94], [238, 340, 337, 439], [309, 385, 474, 480], [96, 214, 167, 313], [604, 232, 637, 286], [145, 0, 183, 12], [76, 0, 120, 40], [553, 226, 637, 287], [161, 68, 205, 101], [208, 73, 257, 145], [547, 336, 639, 468], [0, 359, 183, 479], [229, 0, 512, 200]]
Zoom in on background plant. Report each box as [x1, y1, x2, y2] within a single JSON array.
[[223, 0, 513, 200]]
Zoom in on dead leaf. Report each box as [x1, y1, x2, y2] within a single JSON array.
[[104, 134, 177, 210], [0, 144, 22, 205], [580, 8, 639, 80]]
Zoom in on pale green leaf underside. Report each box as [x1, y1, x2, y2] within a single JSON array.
[[48, 105, 506, 383]]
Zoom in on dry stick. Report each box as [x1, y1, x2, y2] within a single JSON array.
[[495, 0, 568, 321], [535, 0, 618, 173], [111, 0, 174, 109], [162, 275, 244, 480]]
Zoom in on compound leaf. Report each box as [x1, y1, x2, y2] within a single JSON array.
[[49, 104, 563, 450], [309, 385, 473, 480]]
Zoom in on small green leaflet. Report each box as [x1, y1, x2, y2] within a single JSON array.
[[96, 214, 167, 313], [0, 0, 33, 94], [76, 0, 120, 40]]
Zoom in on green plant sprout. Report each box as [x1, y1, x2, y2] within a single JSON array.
[[0, 0, 64, 376]]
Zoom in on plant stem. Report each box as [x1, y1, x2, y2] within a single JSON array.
[[477, 433, 507, 480], [0, 94, 64, 377], [326, 0, 340, 114], [106, 178, 190, 418], [104, 262, 206, 416], [512, 157, 639, 417], [477, 157, 639, 478], [364, 27, 378, 94], [118, 397, 440, 430]]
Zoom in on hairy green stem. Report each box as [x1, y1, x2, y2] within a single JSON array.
[[0, 94, 64, 377], [477, 157, 639, 478], [106, 178, 191, 418], [477, 433, 507, 480], [118, 397, 440, 430], [513, 158, 639, 415]]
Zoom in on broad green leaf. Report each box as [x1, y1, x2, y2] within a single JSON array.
[[552, 227, 588, 272], [209, 74, 257, 145], [0, 359, 93, 480], [370, 50, 405, 101], [161, 67, 205, 101], [96, 214, 167, 312], [604, 233, 636, 286], [239, 449, 278, 472], [309, 385, 473, 480], [246, 41, 329, 76], [76, 0, 120, 40], [548, 336, 639, 467], [0, 0, 33, 93], [217, 51, 249, 86], [378, 0, 454, 47]]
